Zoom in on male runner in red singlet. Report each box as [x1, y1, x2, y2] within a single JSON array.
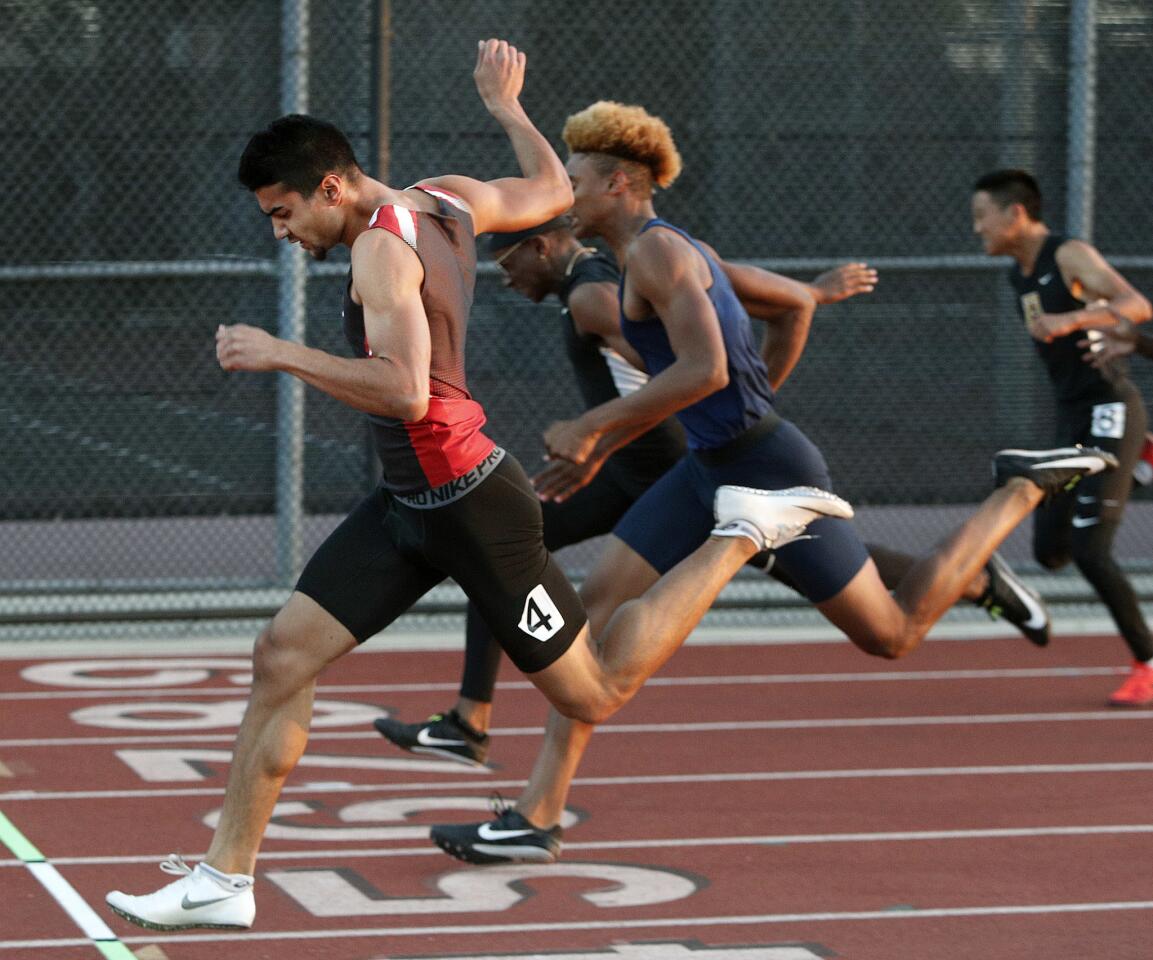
[[104, 41, 855, 933]]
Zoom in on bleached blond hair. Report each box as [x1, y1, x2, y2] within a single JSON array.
[[562, 101, 683, 189]]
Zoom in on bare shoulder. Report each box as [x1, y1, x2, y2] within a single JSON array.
[[351, 226, 423, 299], [1055, 237, 1109, 270], [628, 226, 693, 276], [567, 280, 620, 339], [409, 175, 480, 213]]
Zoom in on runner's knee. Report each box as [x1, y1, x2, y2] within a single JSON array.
[[251, 617, 322, 693], [546, 683, 627, 725], [847, 627, 915, 660]]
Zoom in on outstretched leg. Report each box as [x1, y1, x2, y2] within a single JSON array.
[[106, 593, 357, 929], [430, 485, 851, 863], [819, 447, 1114, 659], [429, 448, 1115, 866]]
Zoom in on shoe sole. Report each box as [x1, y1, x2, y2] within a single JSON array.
[[409, 744, 489, 768], [986, 555, 1050, 647], [1107, 696, 1153, 708], [716, 485, 854, 522], [107, 903, 252, 931]]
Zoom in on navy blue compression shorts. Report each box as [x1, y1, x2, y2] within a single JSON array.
[[613, 416, 869, 604]]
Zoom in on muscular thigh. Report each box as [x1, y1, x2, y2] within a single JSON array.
[[612, 457, 715, 574], [294, 489, 444, 643], [771, 516, 871, 604], [580, 535, 661, 636], [418, 456, 588, 676]]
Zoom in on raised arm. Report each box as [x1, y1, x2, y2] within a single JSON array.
[[420, 39, 572, 235], [215, 229, 430, 421]]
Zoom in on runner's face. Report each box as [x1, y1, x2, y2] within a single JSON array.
[[254, 182, 338, 260], [566, 153, 614, 239], [494, 237, 553, 303], [971, 191, 1017, 256]]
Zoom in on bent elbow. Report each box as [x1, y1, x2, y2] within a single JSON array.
[[548, 178, 574, 218], [405, 394, 430, 423], [706, 365, 729, 394]]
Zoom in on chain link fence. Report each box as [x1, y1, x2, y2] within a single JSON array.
[[1, 0, 1150, 637]]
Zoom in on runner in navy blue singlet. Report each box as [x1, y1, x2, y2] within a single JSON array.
[[372, 218, 942, 766], [430, 101, 1115, 866]]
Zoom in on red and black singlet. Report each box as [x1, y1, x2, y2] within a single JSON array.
[[342, 186, 500, 502]]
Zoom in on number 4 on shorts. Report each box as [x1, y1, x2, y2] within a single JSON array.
[[519, 584, 565, 641]]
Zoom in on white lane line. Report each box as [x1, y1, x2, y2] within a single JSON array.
[[3, 709, 1150, 749], [0, 666, 1127, 701], [0, 810, 135, 958], [3, 899, 1151, 949], [4, 761, 1152, 803], [25, 862, 121, 940], [2, 822, 1150, 870]]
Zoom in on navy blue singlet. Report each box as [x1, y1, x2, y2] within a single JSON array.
[[618, 219, 774, 449]]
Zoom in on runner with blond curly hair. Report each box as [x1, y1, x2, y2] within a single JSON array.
[[429, 100, 1114, 866]]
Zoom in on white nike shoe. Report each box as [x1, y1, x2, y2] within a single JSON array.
[[712, 484, 854, 552], [106, 855, 255, 930]]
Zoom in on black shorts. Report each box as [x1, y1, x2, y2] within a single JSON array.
[[540, 456, 673, 551], [1044, 383, 1147, 526], [295, 453, 587, 674]]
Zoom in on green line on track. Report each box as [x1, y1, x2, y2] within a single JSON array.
[[96, 942, 139, 960], [0, 808, 45, 861], [0, 807, 137, 960]]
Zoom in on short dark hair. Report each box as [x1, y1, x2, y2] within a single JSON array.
[[973, 169, 1043, 221], [237, 114, 362, 196]]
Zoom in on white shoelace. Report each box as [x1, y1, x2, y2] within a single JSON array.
[[158, 854, 194, 878]]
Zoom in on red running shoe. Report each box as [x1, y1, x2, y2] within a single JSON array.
[[1133, 433, 1153, 486], [1108, 661, 1153, 707]]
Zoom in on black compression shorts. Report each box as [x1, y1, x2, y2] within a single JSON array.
[[295, 453, 587, 674]]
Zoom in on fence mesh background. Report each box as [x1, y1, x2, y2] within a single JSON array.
[[1, 0, 1150, 628]]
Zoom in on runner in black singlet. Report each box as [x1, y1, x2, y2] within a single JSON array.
[[973, 169, 1153, 707]]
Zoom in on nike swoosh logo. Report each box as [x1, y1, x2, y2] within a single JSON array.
[[417, 728, 467, 748], [477, 823, 534, 841], [1071, 516, 1101, 528], [181, 893, 235, 911], [1038, 273, 1054, 285], [1000, 576, 1048, 630]]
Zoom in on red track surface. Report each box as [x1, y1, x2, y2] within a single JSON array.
[[2, 633, 1151, 959]]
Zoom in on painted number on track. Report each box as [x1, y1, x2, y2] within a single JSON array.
[[268, 862, 698, 916]]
